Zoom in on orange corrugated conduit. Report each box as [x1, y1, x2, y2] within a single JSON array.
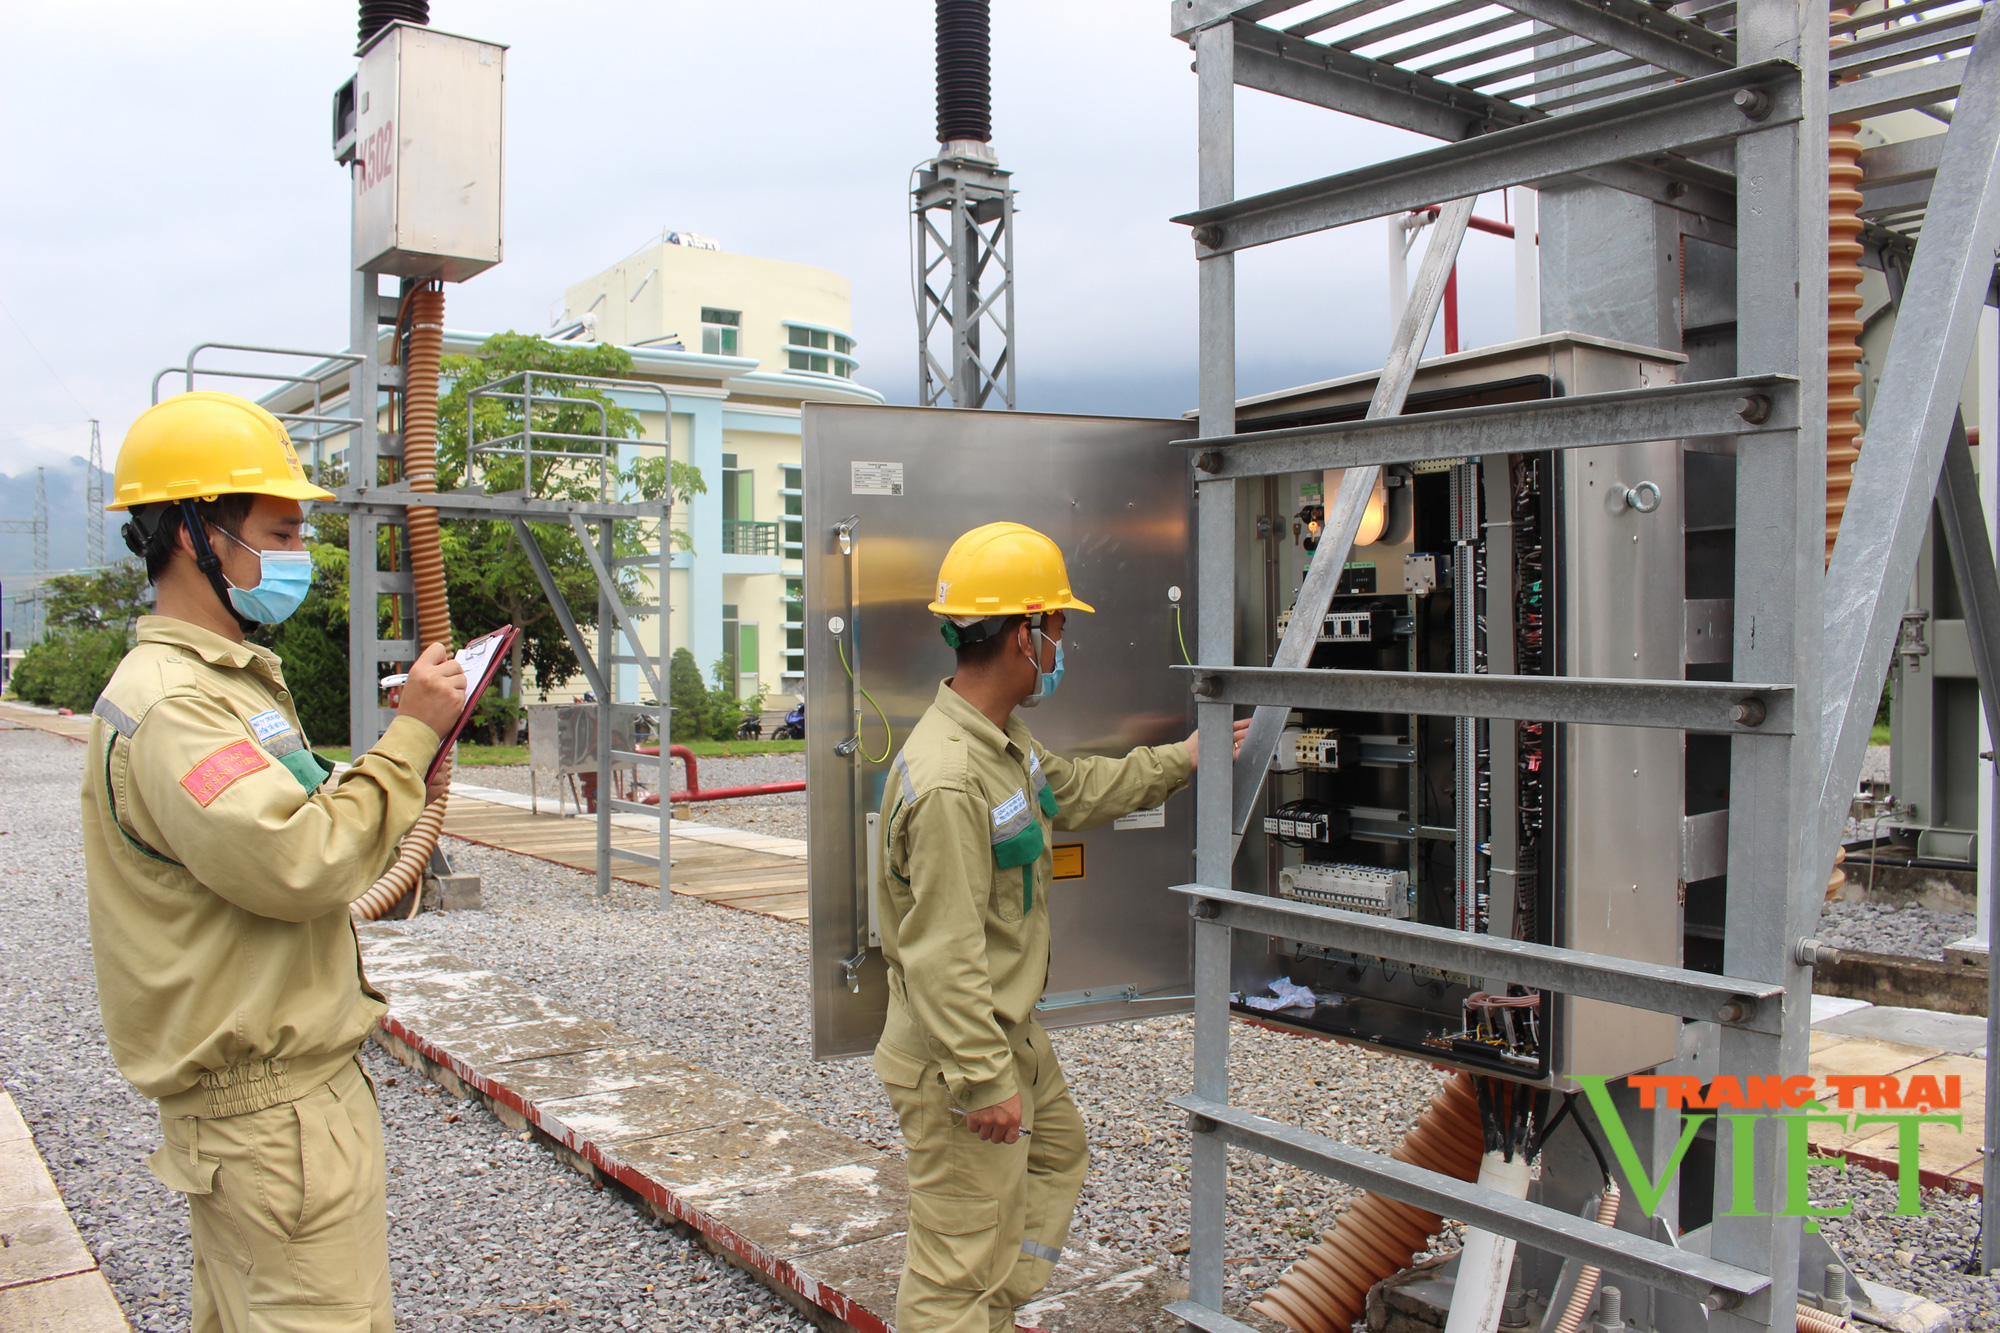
[[1252, 1073, 1486, 1333], [352, 284, 453, 922], [1828, 15, 1866, 565]]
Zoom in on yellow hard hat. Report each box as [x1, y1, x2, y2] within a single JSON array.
[[108, 391, 335, 511], [929, 522, 1096, 618]]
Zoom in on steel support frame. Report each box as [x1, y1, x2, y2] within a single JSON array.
[[1174, 1, 1838, 1327], [1174, 61, 1800, 252], [914, 154, 1016, 410], [1178, 374, 1799, 477], [326, 492, 674, 908]]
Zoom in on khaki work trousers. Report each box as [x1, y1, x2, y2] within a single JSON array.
[[877, 1010, 1088, 1333], [148, 1058, 392, 1333]]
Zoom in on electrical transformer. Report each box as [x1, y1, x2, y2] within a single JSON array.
[[807, 334, 1696, 1088]]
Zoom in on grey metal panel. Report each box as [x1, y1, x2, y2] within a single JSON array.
[[1186, 664, 1790, 733], [1561, 431, 1686, 1077], [1683, 809, 1730, 883], [1184, 375, 1796, 478], [1175, 63, 1800, 252], [804, 405, 1195, 1060], [1686, 599, 1734, 664], [1175, 1095, 1771, 1306]]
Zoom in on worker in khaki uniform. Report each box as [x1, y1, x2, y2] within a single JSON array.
[[874, 522, 1247, 1333], [79, 392, 467, 1333]]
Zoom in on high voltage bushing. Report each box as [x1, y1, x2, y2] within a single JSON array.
[[359, 0, 428, 47], [935, 0, 992, 144]]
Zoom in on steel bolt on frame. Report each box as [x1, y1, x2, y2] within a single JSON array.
[[1165, 0, 2000, 1326]]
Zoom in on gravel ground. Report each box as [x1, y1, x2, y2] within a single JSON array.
[[463, 756, 808, 842], [0, 727, 811, 1332], [1817, 898, 1979, 962], [1816, 1165, 1998, 1329], [7, 721, 1992, 1329]]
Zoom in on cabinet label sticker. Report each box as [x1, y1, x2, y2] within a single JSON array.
[[851, 461, 905, 496], [1113, 805, 1165, 830]]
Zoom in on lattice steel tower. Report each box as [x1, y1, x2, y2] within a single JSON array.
[[84, 419, 104, 567], [913, 0, 1015, 410]]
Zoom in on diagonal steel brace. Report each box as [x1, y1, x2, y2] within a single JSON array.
[[1225, 196, 1474, 853]]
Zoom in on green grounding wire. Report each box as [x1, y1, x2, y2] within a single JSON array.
[[838, 636, 894, 764]]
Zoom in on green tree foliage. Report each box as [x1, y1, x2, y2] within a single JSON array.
[[665, 647, 767, 741], [267, 334, 705, 748], [44, 565, 149, 632], [6, 562, 148, 712], [11, 628, 130, 713], [432, 334, 703, 741]]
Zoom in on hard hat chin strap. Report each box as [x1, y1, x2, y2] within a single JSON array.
[[178, 500, 261, 635]]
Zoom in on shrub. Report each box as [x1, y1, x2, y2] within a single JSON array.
[[11, 629, 131, 714]]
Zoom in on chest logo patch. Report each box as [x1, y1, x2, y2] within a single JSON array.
[[992, 789, 1029, 827], [246, 709, 291, 743], [180, 740, 269, 807]]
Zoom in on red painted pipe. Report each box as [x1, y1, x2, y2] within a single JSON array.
[[634, 744, 803, 804]]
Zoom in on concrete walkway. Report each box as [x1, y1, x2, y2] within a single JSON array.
[[0, 1091, 130, 1331], [1809, 995, 1989, 1195], [358, 925, 1181, 1333]]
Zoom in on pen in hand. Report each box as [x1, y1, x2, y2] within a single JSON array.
[[949, 1106, 1030, 1137]]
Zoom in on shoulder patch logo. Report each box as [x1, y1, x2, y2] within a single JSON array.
[[247, 709, 291, 743], [180, 740, 269, 807]]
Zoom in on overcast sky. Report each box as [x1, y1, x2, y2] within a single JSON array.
[[0, 0, 1523, 533]]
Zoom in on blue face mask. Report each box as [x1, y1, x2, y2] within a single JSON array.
[[214, 528, 314, 625], [1018, 629, 1065, 708]]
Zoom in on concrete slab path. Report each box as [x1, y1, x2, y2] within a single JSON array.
[[357, 924, 1183, 1333], [0, 1090, 131, 1331]]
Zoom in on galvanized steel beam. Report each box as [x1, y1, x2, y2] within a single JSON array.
[[1169, 884, 1785, 1028], [1178, 375, 1797, 478], [1819, 4, 2000, 862], [1183, 663, 1794, 734], [1488, 0, 1734, 78], [1230, 21, 1529, 140], [322, 484, 661, 523], [1227, 199, 1474, 845], [1174, 1094, 1774, 1307], [1828, 54, 1968, 121], [1173, 62, 1799, 252], [1937, 417, 2000, 740]]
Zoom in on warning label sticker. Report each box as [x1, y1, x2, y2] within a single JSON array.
[[1113, 805, 1166, 831], [851, 461, 905, 497], [1052, 844, 1085, 880]]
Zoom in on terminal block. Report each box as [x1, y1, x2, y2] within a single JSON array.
[[1325, 607, 1395, 644], [1272, 726, 1346, 771], [1277, 862, 1411, 917]]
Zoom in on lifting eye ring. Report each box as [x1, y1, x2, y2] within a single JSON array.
[[1615, 480, 1662, 514]]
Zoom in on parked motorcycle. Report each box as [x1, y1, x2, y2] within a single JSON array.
[[774, 702, 805, 740]]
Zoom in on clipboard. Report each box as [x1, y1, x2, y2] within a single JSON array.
[[418, 625, 521, 782]]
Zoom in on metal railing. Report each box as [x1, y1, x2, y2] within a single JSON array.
[[722, 520, 779, 555]]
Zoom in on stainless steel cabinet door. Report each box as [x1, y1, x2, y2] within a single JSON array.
[[804, 404, 1197, 1059]]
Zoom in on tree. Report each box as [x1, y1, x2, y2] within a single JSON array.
[[43, 564, 148, 632], [432, 334, 704, 742], [11, 629, 129, 712], [5, 561, 147, 712]]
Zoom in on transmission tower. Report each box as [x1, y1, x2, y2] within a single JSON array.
[[913, 0, 1015, 410], [85, 420, 104, 566], [32, 468, 46, 576]]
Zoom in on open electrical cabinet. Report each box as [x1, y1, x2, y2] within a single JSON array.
[[807, 334, 1699, 1090]]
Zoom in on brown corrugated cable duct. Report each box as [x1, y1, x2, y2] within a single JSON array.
[[1797, 1302, 1856, 1333], [1548, 1182, 1622, 1333], [1828, 15, 1866, 565], [352, 284, 453, 922], [1252, 1073, 1486, 1333], [1825, 16, 1864, 905]]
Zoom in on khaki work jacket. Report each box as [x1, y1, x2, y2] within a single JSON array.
[[80, 616, 438, 1118], [875, 680, 1191, 1111]]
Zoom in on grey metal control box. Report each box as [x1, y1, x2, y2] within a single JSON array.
[[351, 23, 506, 282]]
